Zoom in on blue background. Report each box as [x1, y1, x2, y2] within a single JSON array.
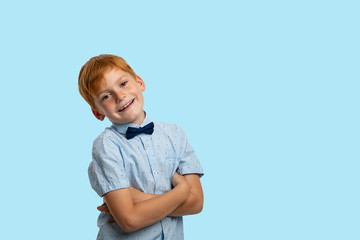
[[1, 1, 359, 239]]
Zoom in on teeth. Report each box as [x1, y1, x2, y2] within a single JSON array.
[[120, 100, 133, 111]]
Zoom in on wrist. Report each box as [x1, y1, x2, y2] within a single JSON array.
[[175, 182, 190, 198]]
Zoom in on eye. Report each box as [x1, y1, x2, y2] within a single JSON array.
[[120, 81, 128, 87], [102, 94, 111, 101]]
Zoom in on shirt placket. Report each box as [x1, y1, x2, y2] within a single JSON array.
[[140, 135, 169, 239], [140, 135, 163, 194]]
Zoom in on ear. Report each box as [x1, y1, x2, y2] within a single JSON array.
[[92, 109, 105, 121], [136, 75, 145, 91]]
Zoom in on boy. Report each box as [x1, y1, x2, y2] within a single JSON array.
[[78, 54, 204, 239]]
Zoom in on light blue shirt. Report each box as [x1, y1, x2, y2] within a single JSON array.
[[88, 116, 204, 240]]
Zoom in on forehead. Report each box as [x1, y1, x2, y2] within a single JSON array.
[[93, 67, 133, 95], [102, 67, 128, 81]]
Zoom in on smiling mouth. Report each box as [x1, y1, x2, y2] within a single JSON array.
[[119, 99, 135, 112]]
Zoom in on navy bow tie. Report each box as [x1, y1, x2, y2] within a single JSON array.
[[125, 122, 154, 140]]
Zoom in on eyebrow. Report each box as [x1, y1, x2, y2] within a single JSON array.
[[96, 74, 127, 97]]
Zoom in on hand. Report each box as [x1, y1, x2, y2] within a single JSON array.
[[97, 202, 115, 223], [97, 188, 154, 223], [172, 172, 190, 188]]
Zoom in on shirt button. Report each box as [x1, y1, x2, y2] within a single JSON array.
[[153, 170, 157, 175], [145, 144, 149, 148]]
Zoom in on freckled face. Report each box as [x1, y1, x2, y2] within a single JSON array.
[[93, 68, 146, 125]]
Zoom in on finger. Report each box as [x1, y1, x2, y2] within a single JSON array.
[[97, 205, 105, 211], [108, 217, 116, 223], [97, 203, 109, 212], [104, 211, 112, 216]]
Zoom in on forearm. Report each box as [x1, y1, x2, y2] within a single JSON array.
[[132, 185, 189, 224], [128, 188, 197, 216], [106, 183, 190, 232], [128, 175, 203, 217], [168, 190, 203, 216], [137, 193, 201, 216]]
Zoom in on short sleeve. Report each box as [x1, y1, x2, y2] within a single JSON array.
[[175, 126, 204, 177], [88, 137, 130, 197]]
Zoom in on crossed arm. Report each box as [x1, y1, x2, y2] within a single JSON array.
[[98, 173, 203, 232]]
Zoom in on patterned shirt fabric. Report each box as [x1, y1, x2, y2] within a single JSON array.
[[88, 116, 204, 240]]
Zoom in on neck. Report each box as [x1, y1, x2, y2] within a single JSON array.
[[132, 110, 146, 126]]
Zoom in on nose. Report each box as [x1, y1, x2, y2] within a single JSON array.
[[115, 91, 126, 103]]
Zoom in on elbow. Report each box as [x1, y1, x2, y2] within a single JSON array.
[[194, 197, 204, 214], [122, 226, 137, 233], [197, 200, 204, 214], [120, 223, 136, 233], [116, 216, 141, 233], [190, 194, 204, 214]]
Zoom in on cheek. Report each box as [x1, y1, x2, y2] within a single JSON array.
[[136, 91, 144, 100], [102, 101, 114, 111], [137, 95, 144, 105]]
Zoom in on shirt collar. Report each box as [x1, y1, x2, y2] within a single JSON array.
[[111, 113, 152, 135]]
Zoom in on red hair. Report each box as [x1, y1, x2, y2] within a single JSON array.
[[78, 54, 136, 109]]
